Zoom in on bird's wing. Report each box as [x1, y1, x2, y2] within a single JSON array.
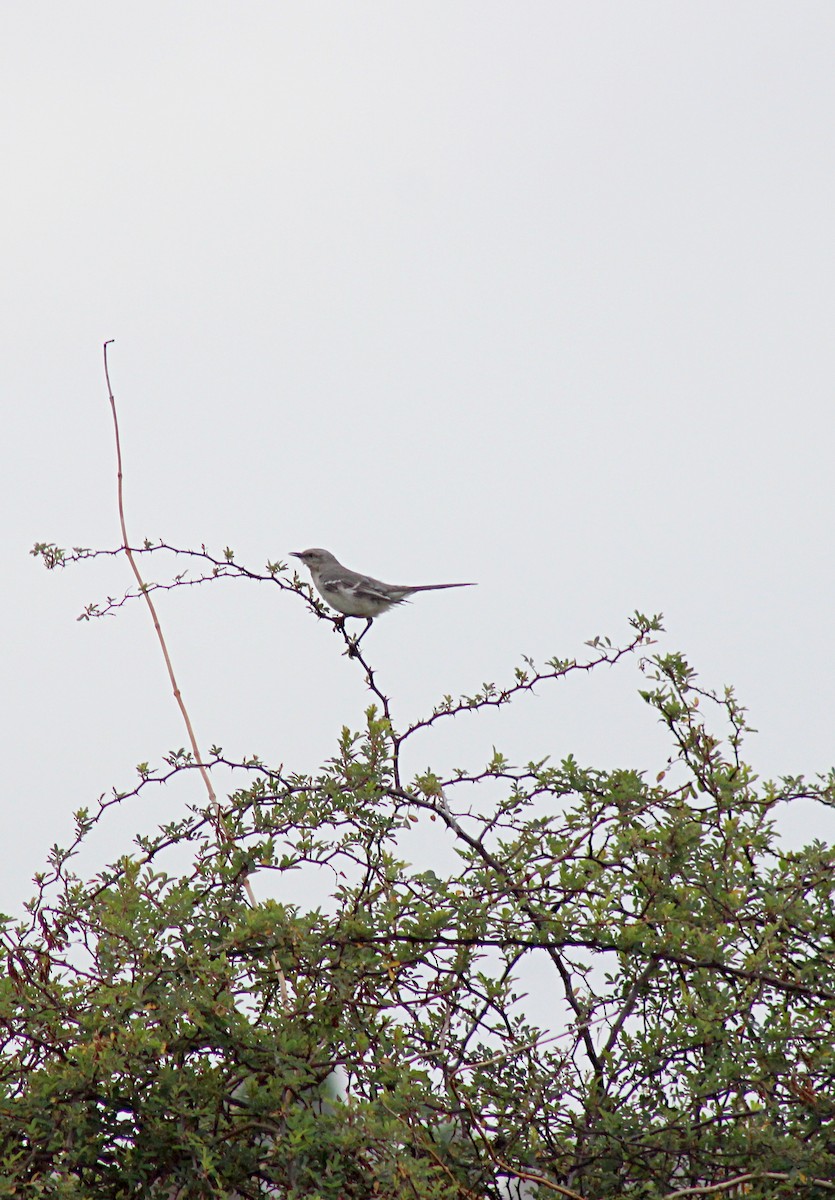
[[344, 578, 408, 605]]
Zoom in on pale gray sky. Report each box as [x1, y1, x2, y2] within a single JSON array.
[[3, 3, 835, 914]]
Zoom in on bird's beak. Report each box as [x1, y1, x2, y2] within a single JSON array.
[[290, 552, 302, 559]]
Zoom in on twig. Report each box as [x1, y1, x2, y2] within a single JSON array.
[[103, 342, 217, 812], [662, 1171, 835, 1198], [101, 340, 288, 1006]]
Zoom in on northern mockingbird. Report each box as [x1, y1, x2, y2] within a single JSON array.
[[291, 548, 476, 641]]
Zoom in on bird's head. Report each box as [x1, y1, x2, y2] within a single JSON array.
[[291, 548, 339, 570]]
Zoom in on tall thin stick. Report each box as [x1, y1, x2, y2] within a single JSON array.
[[102, 341, 287, 1004], [103, 340, 217, 810]]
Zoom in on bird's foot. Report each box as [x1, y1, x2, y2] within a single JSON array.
[[349, 618, 374, 656]]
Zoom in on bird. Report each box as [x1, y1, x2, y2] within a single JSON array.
[[291, 548, 476, 643]]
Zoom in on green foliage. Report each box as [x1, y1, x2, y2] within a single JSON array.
[[6, 545, 835, 1196]]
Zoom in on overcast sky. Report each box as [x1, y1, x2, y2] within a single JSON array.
[[3, 3, 835, 916]]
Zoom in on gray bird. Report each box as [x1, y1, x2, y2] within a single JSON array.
[[291, 548, 476, 641]]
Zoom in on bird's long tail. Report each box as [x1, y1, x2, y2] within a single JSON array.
[[408, 582, 477, 592]]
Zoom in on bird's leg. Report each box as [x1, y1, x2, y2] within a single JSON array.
[[345, 617, 373, 658], [353, 617, 374, 648]]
